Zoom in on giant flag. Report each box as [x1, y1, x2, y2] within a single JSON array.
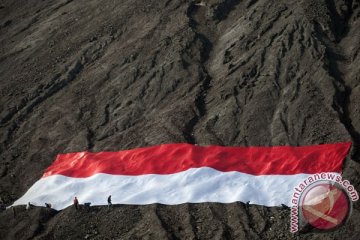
[[13, 142, 351, 210]]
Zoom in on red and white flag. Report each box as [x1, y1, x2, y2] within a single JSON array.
[[13, 142, 351, 210]]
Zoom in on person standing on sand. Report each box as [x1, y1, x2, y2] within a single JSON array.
[[107, 195, 112, 209], [74, 197, 79, 210], [26, 202, 31, 210], [12, 206, 16, 218]]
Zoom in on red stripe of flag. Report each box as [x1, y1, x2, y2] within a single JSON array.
[[43, 142, 352, 178]]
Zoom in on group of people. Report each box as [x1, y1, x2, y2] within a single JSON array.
[[25, 202, 50, 210], [22, 195, 112, 211], [1, 195, 113, 212], [73, 195, 112, 210]]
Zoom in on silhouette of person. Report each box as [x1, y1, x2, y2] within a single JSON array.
[[74, 197, 79, 210], [107, 195, 112, 209]]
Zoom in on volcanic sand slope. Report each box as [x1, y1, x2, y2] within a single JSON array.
[[0, 0, 360, 239]]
